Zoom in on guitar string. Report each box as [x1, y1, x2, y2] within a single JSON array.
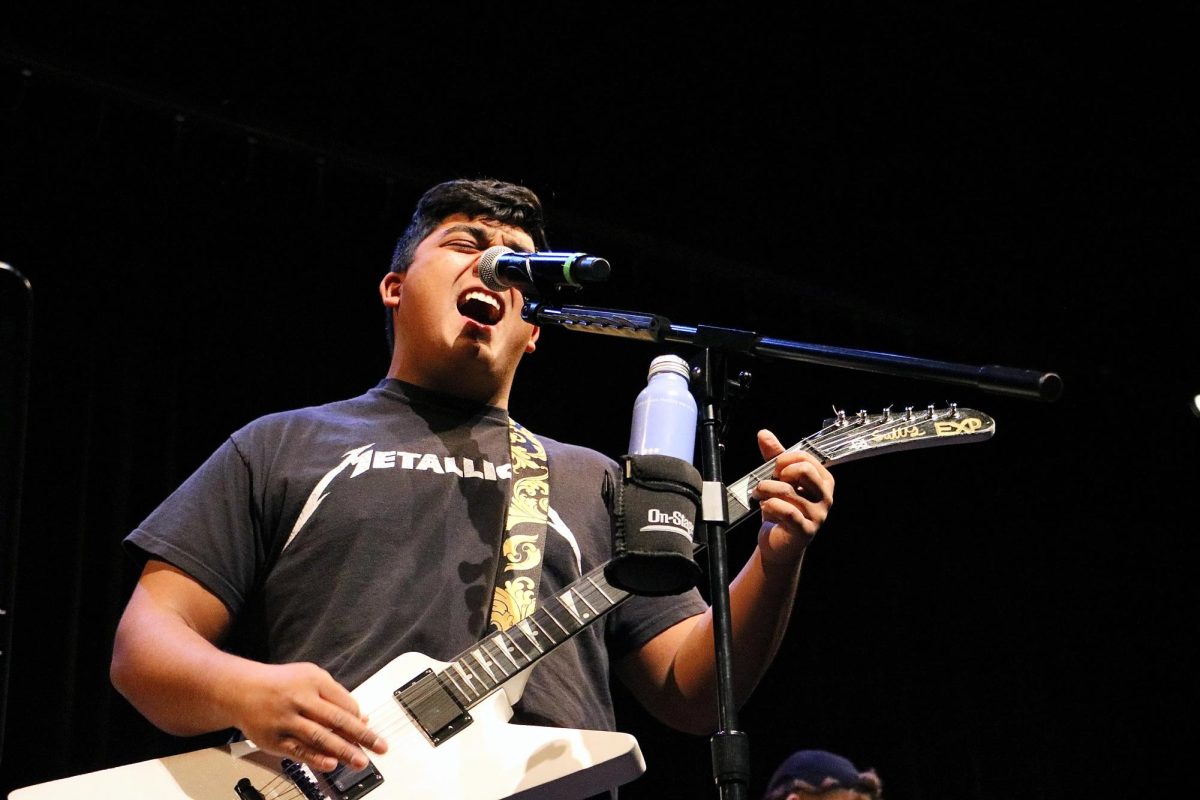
[[254, 408, 969, 795], [330, 568, 619, 751], [341, 411, 932, 727], [739, 408, 964, 491], [248, 412, 831, 798], [247, 577, 619, 795], [813, 408, 970, 464], [378, 573, 617, 720], [258, 773, 303, 800], [358, 414, 954, 720], [346, 413, 936, 728], [248, 574, 620, 799]]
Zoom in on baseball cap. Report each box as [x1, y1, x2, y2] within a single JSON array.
[[765, 750, 875, 794]]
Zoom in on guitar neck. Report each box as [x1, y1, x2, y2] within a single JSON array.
[[433, 404, 995, 710]]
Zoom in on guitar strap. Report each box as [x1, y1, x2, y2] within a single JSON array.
[[488, 419, 550, 633]]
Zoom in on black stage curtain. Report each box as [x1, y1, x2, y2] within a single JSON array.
[[1, 44, 1195, 800]]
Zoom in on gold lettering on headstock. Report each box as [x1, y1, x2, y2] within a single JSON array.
[[934, 417, 983, 436], [871, 425, 925, 443]]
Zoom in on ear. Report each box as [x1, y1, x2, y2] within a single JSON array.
[[380, 271, 404, 309], [524, 324, 541, 354]]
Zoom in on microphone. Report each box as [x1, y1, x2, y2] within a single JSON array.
[[477, 246, 611, 295]]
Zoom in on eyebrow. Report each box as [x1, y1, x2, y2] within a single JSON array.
[[440, 223, 534, 253]]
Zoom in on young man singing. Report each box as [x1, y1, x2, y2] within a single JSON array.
[[109, 179, 835, 794]]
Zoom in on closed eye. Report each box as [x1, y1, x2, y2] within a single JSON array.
[[439, 223, 493, 252]]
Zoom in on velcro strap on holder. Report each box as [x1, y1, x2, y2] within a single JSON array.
[[604, 453, 703, 596]]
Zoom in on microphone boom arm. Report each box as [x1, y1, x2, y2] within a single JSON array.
[[520, 300, 1063, 402]]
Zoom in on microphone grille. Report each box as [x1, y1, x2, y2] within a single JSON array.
[[477, 245, 514, 292]]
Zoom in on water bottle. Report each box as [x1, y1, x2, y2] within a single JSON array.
[[628, 354, 697, 462]]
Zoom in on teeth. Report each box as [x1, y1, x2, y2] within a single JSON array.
[[464, 291, 500, 310]]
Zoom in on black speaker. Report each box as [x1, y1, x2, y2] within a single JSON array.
[[0, 262, 32, 766]]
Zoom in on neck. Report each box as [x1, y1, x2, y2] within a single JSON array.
[[385, 361, 512, 409]]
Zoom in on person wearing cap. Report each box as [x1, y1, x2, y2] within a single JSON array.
[[762, 749, 884, 800]]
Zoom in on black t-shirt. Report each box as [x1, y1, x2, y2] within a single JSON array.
[[125, 378, 706, 734]]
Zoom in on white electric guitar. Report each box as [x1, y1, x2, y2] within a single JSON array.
[[9, 405, 994, 800]]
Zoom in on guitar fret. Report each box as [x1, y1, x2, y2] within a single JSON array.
[[573, 587, 599, 616], [516, 619, 545, 652], [541, 605, 572, 636], [532, 614, 559, 644], [503, 629, 531, 662], [451, 660, 482, 699], [488, 635, 519, 672], [558, 591, 585, 625], [462, 652, 491, 691], [586, 574, 616, 604], [582, 585, 609, 611], [470, 647, 500, 685], [437, 670, 472, 709]]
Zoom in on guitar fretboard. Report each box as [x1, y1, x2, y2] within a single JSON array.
[[438, 566, 632, 710]]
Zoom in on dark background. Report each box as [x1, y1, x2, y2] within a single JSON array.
[[1, 5, 1196, 799]]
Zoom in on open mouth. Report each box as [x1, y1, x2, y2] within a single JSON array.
[[457, 289, 503, 326]]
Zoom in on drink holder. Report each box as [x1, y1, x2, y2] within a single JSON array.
[[605, 453, 703, 596]]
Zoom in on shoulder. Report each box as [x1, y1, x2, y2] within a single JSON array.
[[226, 388, 390, 454], [528, 429, 618, 473]]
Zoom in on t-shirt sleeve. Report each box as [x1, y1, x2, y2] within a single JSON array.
[[605, 586, 707, 662], [123, 436, 264, 615], [552, 440, 709, 662]]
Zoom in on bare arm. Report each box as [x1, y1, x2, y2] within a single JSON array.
[[110, 560, 387, 772], [615, 429, 834, 734]]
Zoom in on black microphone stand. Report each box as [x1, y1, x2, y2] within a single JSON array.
[[521, 300, 1061, 800]]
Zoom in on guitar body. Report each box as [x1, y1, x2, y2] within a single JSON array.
[[9, 650, 645, 800]]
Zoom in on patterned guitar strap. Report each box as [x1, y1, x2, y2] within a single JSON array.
[[488, 419, 550, 633]]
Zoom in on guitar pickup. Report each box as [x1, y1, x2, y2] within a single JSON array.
[[321, 759, 384, 800], [395, 668, 473, 745]]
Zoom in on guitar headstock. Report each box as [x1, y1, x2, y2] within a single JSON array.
[[811, 403, 995, 466], [721, 403, 996, 531]]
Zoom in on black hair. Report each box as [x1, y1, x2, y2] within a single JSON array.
[[384, 178, 549, 351]]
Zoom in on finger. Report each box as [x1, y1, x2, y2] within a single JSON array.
[[759, 495, 824, 536], [757, 429, 786, 461], [314, 677, 388, 753], [775, 460, 834, 502], [754, 472, 830, 527], [309, 723, 363, 769], [751, 477, 803, 504], [753, 472, 825, 506], [309, 697, 389, 755], [281, 736, 340, 774], [295, 719, 371, 770], [315, 676, 361, 719]]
